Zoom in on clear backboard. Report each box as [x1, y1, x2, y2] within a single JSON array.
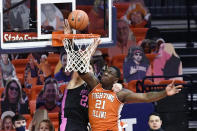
[[0, 0, 116, 53]]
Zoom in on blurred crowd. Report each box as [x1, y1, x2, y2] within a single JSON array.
[[0, 0, 183, 130]]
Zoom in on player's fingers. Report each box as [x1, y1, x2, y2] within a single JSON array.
[[64, 19, 68, 25], [168, 80, 175, 88], [64, 21, 67, 28], [176, 89, 182, 93], [171, 80, 175, 85], [175, 85, 183, 89]]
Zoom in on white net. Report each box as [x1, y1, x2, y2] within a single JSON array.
[[63, 38, 99, 73]]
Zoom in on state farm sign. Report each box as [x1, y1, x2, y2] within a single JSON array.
[[3, 32, 37, 42]]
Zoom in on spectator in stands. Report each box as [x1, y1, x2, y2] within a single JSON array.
[[8, 0, 30, 31], [122, 1, 151, 28], [55, 52, 72, 86], [1, 111, 15, 131], [41, 4, 64, 33], [38, 78, 60, 113], [123, 46, 149, 82], [91, 50, 108, 80], [144, 27, 165, 53], [35, 54, 52, 83], [108, 19, 136, 58], [145, 27, 162, 41], [12, 114, 27, 131], [146, 43, 182, 83], [38, 119, 55, 131], [140, 39, 157, 54], [88, 0, 108, 36], [148, 112, 164, 131], [2, 115, 13, 131], [0, 78, 29, 114], [29, 109, 49, 131], [24, 53, 41, 88], [155, 38, 165, 53], [162, 43, 183, 80], [0, 54, 17, 87]]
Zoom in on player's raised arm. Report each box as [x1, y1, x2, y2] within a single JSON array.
[[78, 38, 101, 90], [117, 80, 182, 103], [64, 19, 72, 34], [63, 17, 101, 91], [78, 71, 99, 90]]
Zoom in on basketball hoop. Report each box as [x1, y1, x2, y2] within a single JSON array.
[[52, 33, 100, 46], [52, 33, 100, 73]]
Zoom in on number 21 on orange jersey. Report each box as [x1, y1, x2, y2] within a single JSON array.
[[95, 100, 106, 109]]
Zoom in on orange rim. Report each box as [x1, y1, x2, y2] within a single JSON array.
[[52, 33, 100, 40], [52, 33, 100, 47]]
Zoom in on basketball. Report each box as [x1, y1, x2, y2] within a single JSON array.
[[68, 10, 89, 31]]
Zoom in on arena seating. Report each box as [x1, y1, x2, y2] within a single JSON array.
[[23, 114, 32, 128], [126, 80, 139, 92], [48, 112, 59, 130], [11, 59, 29, 85], [130, 28, 149, 44], [111, 54, 126, 81], [0, 88, 4, 100], [113, 3, 130, 19], [29, 100, 36, 116], [31, 85, 44, 101], [47, 56, 60, 76]]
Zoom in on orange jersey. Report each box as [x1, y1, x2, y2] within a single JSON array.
[[88, 84, 124, 131]]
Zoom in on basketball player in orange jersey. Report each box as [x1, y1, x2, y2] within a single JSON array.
[[61, 20, 124, 131], [63, 19, 182, 131], [60, 68, 123, 131], [78, 65, 182, 131]]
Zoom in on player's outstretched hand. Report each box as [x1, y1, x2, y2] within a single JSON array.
[[89, 38, 101, 57], [165, 80, 182, 96], [64, 19, 72, 34]]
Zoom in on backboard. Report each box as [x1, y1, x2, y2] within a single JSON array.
[[0, 0, 116, 53]]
